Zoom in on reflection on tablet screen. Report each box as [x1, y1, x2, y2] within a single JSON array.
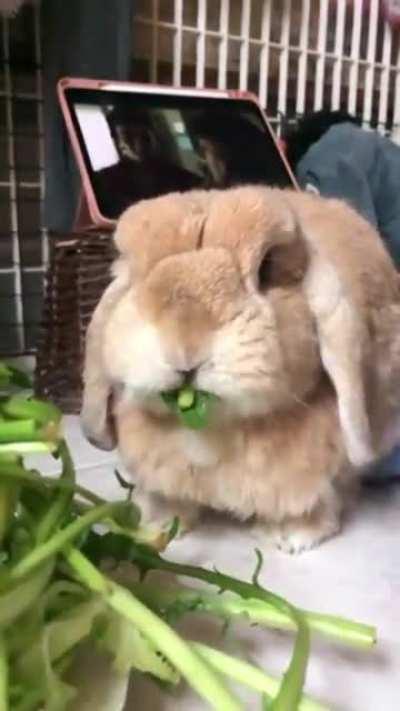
[[67, 89, 294, 220]]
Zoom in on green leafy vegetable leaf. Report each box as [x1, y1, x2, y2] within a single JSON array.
[[113, 468, 135, 499], [98, 610, 180, 682], [161, 388, 216, 430], [0, 363, 32, 391], [0, 360, 378, 711], [252, 548, 264, 587]]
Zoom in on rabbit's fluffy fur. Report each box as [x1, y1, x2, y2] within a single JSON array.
[[81, 186, 400, 553]]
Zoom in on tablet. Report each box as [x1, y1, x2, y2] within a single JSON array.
[[58, 78, 296, 230]]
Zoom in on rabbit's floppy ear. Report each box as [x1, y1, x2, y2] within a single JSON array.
[[81, 258, 130, 450], [290, 191, 399, 467], [304, 254, 373, 466]]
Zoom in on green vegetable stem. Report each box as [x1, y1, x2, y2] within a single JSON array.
[[66, 547, 243, 711], [0, 633, 8, 711], [128, 580, 376, 649], [162, 387, 217, 429], [0, 360, 378, 711]]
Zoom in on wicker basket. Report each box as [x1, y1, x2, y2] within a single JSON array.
[[35, 232, 116, 414]]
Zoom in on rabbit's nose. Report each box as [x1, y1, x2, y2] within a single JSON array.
[[177, 368, 197, 385]]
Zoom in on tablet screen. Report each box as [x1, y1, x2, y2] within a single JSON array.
[[64, 87, 294, 221]]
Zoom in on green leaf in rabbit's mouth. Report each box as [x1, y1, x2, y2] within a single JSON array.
[[161, 387, 216, 430]]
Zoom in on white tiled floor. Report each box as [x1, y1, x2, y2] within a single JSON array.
[[55, 417, 400, 711]]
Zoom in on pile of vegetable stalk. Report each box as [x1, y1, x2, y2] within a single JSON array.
[[0, 361, 376, 710]]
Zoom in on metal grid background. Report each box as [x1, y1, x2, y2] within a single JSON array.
[[1, 0, 400, 356], [0, 4, 46, 355], [131, 0, 400, 136]]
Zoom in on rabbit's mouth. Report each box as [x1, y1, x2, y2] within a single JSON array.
[[161, 387, 217, 430]]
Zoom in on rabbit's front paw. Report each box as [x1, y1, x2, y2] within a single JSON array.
[[270, 510, 340, 555], [134, 489, 200, 538]]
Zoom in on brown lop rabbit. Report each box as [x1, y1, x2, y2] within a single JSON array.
[[81, 186, 400, 553]]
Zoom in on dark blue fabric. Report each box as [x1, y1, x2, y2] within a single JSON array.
[[41, 0, 134, 232], [297, 122, 400, 477], [296, 122, 400, 268]]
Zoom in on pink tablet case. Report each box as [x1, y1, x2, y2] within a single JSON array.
[[57, 77, 297, 232]]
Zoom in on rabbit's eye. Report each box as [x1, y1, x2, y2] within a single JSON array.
[[257, 251, 273, 291], [257, 240, 307, 292]]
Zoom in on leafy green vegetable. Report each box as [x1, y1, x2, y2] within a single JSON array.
[[177, 387, 195, 410], [0, 361, 377, 710], [0, 363, 32, 391], [0, 562, 54, 629], [0, 633, 9, 711], [129, 581, 375, 648], [97, 611, 180, 682], [162, 387, 216, 429], [192, 643, 325, 711]]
